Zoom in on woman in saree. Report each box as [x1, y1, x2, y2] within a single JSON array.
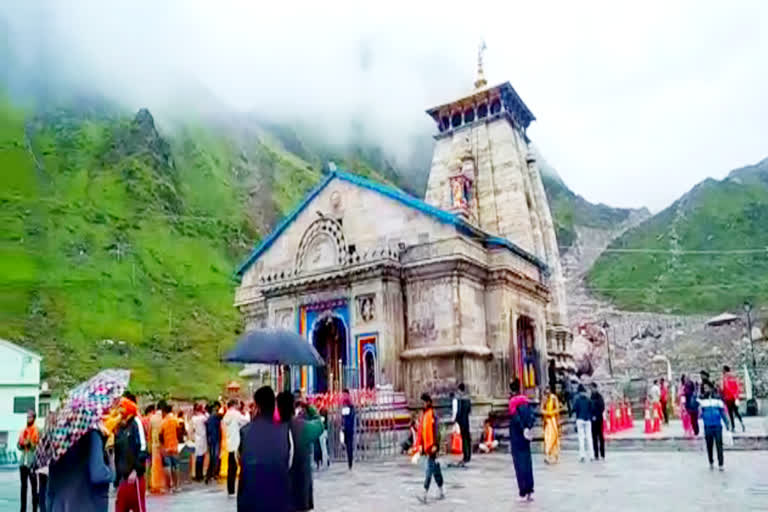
[[679, 375, 693, 438], [149, 402, 166, 493], [541, 391, 561, 464]]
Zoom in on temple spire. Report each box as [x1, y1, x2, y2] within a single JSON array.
[[474, 40, 488, 89]]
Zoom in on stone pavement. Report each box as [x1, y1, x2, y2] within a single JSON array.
[[4, 450, 768, 512]]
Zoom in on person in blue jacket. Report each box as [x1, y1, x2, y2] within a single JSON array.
[[699, 382, 730, 470], [341, 389, 356, 470]]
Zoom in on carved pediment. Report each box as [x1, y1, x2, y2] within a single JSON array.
[[295, 217, 347, 273]]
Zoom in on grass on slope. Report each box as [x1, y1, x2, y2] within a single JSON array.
[[0, 99, 326, 397], [587, 170, 768, 314]]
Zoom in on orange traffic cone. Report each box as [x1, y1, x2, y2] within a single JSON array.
[[622, 402, 629, 430], [644, 401, 652, 434], [652, 402, 662, 433], [608, 404, 616, 434]]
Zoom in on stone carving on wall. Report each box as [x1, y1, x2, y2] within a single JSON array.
[[330, 190, 342, 212], [305, 234, 336, 271], [295, 217, 347, 272], [407, 278, 452, 345], [408, 317, 437, 344], [275, 307, 294, 329], [356, 294, 375, 323]]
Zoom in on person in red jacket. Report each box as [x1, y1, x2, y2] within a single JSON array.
[[415, 393, 444, 504], [721, 366, 745, 432]]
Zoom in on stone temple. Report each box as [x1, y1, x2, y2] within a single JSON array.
[[234, 57, 571, 404]]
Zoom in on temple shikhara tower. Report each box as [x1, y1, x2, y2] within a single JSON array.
[[234, 47, 572, 404]]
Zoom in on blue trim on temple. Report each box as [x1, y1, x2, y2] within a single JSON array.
[[234, 166, 549, 279], [234, 172, 336, 277]]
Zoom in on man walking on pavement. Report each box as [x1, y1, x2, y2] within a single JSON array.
[[699, 382, 730, 470], [721, 366, 745, 432], [415, 393, 445, 504], [573, 384, 594, 462], [590, 383, 606, 460], [18, 409, 39, 512], [341, 389, 355, 470], [237, 386, 293, 512], [452, 383, 472, 467]]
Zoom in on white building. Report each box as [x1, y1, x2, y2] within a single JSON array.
[[0, 339, 42, 464]]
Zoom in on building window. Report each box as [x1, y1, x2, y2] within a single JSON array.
[[477, 104, 488, 118], [490, 99, 502, 115], [13, 396, 36, 414], [451, 112, 462, 128], [440, 116, 450, 131], [39, 402, 50, 419], [463, 109, 475, 123], [0, 432, 8, 450]]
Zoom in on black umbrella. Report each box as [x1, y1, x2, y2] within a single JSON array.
[[224, 328, 325, 366]]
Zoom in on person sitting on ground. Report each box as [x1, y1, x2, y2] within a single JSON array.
[[478, 418, 499, 453]]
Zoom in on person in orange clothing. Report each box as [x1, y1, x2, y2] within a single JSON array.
[[415, 393, 444, 504], [160, 402, 180, 493], [18, 409, 39, 512], [478, 418, 499, 453], [148, 401, 166, 493]]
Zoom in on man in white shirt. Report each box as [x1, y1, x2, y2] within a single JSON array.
[[190, 403, 208, 482], [223, 400, 249, 496]]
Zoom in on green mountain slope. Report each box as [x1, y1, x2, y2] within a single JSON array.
[[0, 93, 404, 397], [587, 157, 768, 313]]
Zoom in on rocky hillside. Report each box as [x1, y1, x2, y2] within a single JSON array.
[[588, 157, 768, 314], [538, 159, 650, 253]]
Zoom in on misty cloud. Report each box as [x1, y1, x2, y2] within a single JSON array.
[[2, 1, 767, 210]]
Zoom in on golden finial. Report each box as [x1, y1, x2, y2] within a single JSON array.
[[474, 40, 488, 89]]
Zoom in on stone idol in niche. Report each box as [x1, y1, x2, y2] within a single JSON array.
[[356, 294, 375, 322]]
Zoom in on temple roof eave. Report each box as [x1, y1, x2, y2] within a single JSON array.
[[425, 81, 535, 125], [234, 167, 549, 281]]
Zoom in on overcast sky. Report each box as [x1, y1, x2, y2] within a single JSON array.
[[2, 1, 767, 211]]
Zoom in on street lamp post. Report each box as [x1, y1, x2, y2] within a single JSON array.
[[602, 320, 614, 377], [744, 301, 756, 371]]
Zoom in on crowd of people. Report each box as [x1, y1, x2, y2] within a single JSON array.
[[16, 364, 748, 511]]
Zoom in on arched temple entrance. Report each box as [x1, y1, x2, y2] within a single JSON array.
[[516, 316, 539, 395], [312, 315, 348, 393], [362, 350, 376, 389]]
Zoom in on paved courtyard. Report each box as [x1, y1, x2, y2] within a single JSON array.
[[4, 449, 768, 512]]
